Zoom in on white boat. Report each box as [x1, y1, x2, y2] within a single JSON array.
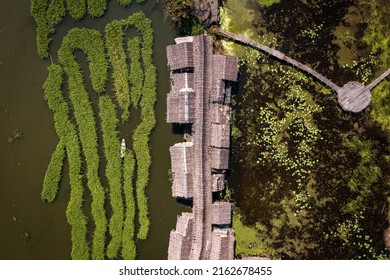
[[120, 139, 126, 158]]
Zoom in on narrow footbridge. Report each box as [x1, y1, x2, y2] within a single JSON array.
[[214, 27, 390, 113]]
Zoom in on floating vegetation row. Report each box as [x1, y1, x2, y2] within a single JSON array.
[[119, 0, 146, 6], [128, 37, 143, 107], [98, 95, 124, 259], [66, 0, 86, 20], [35, 2, 156, 258], [57, 28, 108, 260], [122, 150, 136, 259], [105, 20, 132, 120], [31, 0, 147, 58], [43, 64, 89, 259], [104, 12, 156, 240], [31, 0, 65, 58], [126, 12, 156, 240], [41, 140, 66, 202], [87, 0, 108, 17]]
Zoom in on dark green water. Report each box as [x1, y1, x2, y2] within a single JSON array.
[[0, 0, 184, 259]]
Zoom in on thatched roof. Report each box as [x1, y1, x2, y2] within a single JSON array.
[[211, 79, 226, 103], [213, 55, 239, 82], [211, 123, 230, 148], [168, 213, 194, 260], [171, 72, 195, 93], [212, 202, 232, 225], [170, 142, 194, 198], [210, 147, 229, 170], [211, 103, 230, 124], [167, 90, 195, 124], [166, 34, 239, 259], [209, 228, 235, 260], [212, 173, 226, 192], [167, 42, 194, 71]]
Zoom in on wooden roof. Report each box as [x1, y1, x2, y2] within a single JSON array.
[[213, 55, 239, 82], [210, 147, 229, 170], [171, 72, 195, 93], [211, 103, 230, 125], [209, 228, 235, 260], [212, 202, 232, 225], [167, 90, 195, 124], [170, 142, 194, 198], [211, 123, 230, 148], [168, 213, 194, 260], [167, 42, 194, 71], [166, 34, 238, 259]]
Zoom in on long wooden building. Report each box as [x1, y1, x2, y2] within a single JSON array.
[[166, 35, 238, 260]]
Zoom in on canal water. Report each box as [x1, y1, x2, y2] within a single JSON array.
[[0, 0, 184, 259]]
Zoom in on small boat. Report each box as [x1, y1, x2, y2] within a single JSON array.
[[120, 139, 126, 158]]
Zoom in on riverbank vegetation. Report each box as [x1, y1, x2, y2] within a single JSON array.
[[164, 0, 204, 36], [220, 0, 389, 259], [33, 1, 157, 259]]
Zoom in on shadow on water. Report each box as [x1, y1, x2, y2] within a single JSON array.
[[0, 1, 185, 259]]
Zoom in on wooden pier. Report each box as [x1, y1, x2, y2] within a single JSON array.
[[214, 27, 390, 113], [166, 35, 238, 260]]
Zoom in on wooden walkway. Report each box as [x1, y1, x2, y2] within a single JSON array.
[[215, 28, 341, 91], [167, 35, 236, 260], [214, 27, 390, 113], [191, 35, 213, 259]]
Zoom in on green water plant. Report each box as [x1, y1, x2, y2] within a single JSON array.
[[105, 12, 156, 239], [128, 12, 156, 239], [98, 95, 124, 259], [66, 0, 86, 20], [43, 64, 89, 259], [41, 140, 66, 202], [31, 0, 66, 58], [87, 0, 108, 17], [122, 150, 136, 259], [58, 28, 108, 259], [127, 37, 143, 107]]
